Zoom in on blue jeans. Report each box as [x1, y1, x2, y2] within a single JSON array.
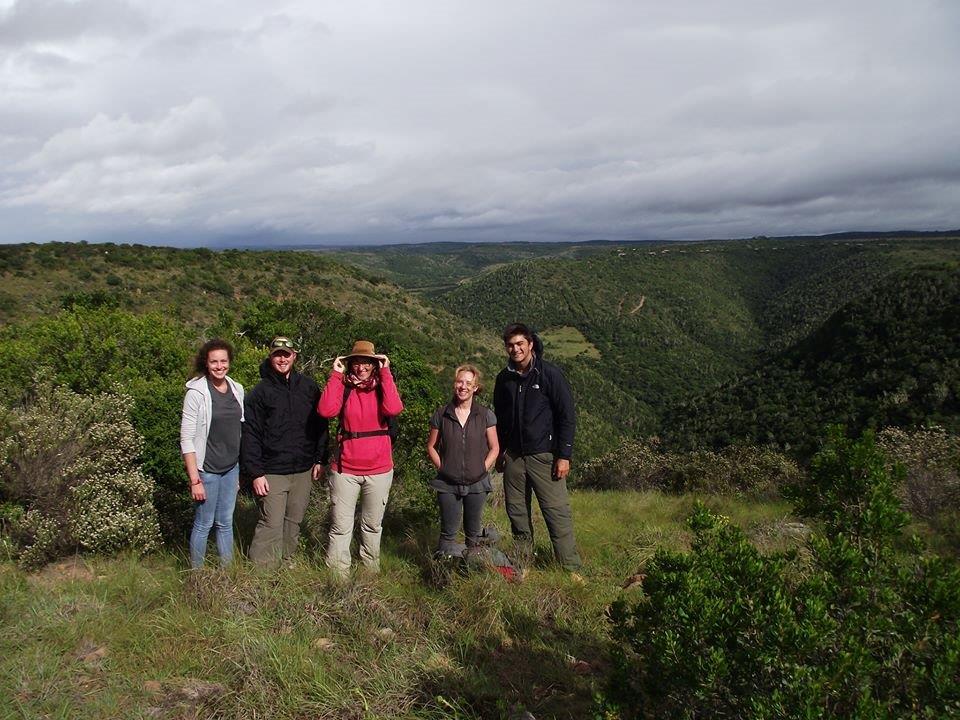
[[189, 464, 239, 568]]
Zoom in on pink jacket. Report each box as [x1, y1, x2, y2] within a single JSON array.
[[318, 367, 404, 475]]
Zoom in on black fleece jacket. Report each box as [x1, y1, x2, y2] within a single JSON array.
[[493, 353, 576, 460], [241, 359, 329, 477]]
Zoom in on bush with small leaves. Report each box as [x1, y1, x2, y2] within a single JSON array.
[[579, 438, 800, 498], [0, 306, 196, 540], [604, 428, 960, 719], [0, 380, 161, 567], [787, 426, 909, 545]]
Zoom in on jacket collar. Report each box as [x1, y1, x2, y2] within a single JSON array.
[[442, 400, 485, 421], [186, 374, 235, 392], [259, 357, 297, 386], [505, 352, 540, 377], [185, 375, 208, 391]]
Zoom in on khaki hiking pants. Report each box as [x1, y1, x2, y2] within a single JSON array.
[[502, 450, 582, 571], [249, 470, 313, 567], [325, 469, 393, 577]]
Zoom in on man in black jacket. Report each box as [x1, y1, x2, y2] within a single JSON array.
[[493, 323, 581, 571], [242, 337, 328, 566]]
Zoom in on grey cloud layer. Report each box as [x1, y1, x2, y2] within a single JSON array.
[[0, 0, 146, 47], [1, 0, 958, 244]]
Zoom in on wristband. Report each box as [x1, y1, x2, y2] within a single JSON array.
[[190, 479, 202, 486]]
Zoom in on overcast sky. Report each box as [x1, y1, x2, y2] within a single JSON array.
[[1, 0, 958, 246]]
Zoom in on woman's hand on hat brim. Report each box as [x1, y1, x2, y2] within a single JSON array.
[[373, 353, 389, 368]]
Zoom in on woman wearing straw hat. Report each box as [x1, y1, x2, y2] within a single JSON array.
[[318, 340, 403, 577]]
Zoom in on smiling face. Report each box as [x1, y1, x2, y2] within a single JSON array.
[[206, 348, 230, 381], [350, 357, 376, 382], [505, 334, 533, 370], [453, 370, 478, 403], [270, 349, 296, 377]]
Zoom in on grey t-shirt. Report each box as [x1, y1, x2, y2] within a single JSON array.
[[203, 379, 242, 474]]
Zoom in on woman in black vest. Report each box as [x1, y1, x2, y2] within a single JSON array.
[[426, 364, 499, 551]]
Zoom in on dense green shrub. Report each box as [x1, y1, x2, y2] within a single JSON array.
[[59, 290, 122, 310], [787, 427, 909, 544], [0, 381, 161, 568], [0, 291, 17, 320], [0, 300, 448, 546], [579, 438, 800, 498], [0, 306, 196, 541], [605, 428, 960, 719]]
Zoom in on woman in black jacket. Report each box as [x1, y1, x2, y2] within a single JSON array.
[[426, 364, 500, 552]]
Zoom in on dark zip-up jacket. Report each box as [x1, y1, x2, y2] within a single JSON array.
[[433, 400, 496, 485], [241, 359, 329, 477], [493, 354, 575, 460]]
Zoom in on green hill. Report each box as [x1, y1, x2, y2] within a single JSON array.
[[0, 241, 501, 369], [399, 238, 958, 446], [0, 242, 506, 541], [324, 241, 598, 292], [664, 265, 960, 456]]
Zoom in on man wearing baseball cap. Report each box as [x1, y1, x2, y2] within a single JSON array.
[[242, 336, 329, 566]]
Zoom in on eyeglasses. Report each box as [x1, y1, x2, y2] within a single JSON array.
[[270, 337, 297, 351]]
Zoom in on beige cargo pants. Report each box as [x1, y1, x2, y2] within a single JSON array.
[[325, 469, 393, 577]]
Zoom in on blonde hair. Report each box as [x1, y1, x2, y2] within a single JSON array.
[[453, 364, 483, 395]]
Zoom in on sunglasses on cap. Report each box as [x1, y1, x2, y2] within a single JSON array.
[[270, 337, 298, 351]]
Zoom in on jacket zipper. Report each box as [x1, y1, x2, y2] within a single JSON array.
[[516, 383, 523, 454]]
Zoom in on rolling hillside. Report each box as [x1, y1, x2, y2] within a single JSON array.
[[0, 242, 501, 369], [338, 236, 960, 459], [324, 241, 599, 292], [663, 265, 960, 456]]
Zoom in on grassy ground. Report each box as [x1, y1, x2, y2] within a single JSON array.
[[539, 327, 602, 361], [0, 491, 795, 720]]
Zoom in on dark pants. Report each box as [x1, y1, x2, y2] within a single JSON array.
[[437, 491, 487, 548], [502, 450, 581, 570]]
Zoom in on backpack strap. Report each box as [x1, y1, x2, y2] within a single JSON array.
[[340, 428, 391, 439]]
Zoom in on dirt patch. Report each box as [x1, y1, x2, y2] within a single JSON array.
[[29, 557, 95, 587], [143, 678, 229, 718], [76, 642, 109, 667]]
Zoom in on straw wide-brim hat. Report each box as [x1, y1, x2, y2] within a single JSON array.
[[346, 340, 379, 360]]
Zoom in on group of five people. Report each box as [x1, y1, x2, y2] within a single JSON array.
[[180, 323, 581, 576]]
